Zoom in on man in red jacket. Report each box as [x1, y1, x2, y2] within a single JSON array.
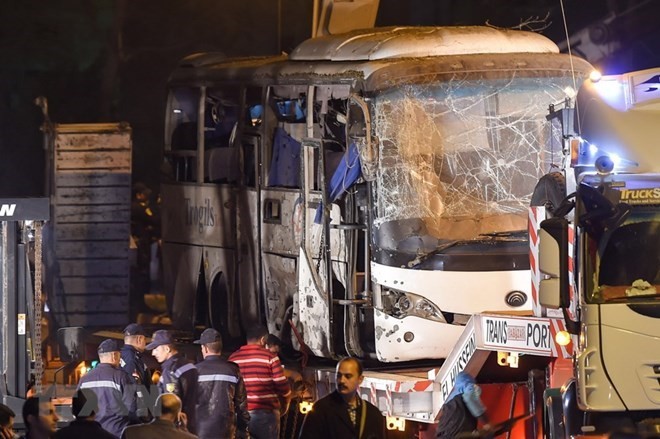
[[229, 326, 290, 439]]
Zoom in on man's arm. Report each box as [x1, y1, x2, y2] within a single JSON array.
[[179, 368, 199, 416], [120, 371, 138, 421], [120, 353, 138, 383], [270, 356, 291, 399], [235, 375, 250, 437]]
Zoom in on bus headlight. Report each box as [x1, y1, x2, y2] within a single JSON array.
[[383, 289, 447, 323]]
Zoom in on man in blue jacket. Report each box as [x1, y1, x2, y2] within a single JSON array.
[[120, 323, 151, 387], [77, 339, 137, 438], [194, 328, 249, 438], [148, 330, 198, 434]]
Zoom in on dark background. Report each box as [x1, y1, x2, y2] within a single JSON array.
[[2, 0, 659, 197]]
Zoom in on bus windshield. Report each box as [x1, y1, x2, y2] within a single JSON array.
[[587, 208, 660, 303], [372, 76, 575, 246]]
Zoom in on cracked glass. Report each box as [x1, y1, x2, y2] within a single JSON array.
[[372, 75, 576, 242]]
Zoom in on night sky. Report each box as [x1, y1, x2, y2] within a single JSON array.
[[1, 0, 659, 197]]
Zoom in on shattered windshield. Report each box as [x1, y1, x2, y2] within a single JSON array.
[[372, 76, 574, 244], [587, 209, 660, 303]]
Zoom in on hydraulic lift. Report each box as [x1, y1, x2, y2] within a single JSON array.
[[0, 197, 49, 417]]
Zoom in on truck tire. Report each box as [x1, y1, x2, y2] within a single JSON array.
[[531, 172, 566, 218]]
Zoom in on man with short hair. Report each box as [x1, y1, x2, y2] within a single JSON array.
[[120, 323, 151, 386], [121, 394, 197, 439], [229, 326, 290, 439], [0, 403, 16, 439], [147, 330, 198, 434], [194, 328, 249, 438], [298, 357, 385, 439], [21, 396, 59, 439], [52, 389, 116, 439], [264, 334, 281, 355], [77, 339, 137, 438]]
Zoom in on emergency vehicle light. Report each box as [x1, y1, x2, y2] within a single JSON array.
[[555, 330, 571, 346]]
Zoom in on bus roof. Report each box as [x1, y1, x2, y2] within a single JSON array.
[[168, 26, 591, 91], [290, 26, 559, 61]]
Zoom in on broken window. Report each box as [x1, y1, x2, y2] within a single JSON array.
[[372, 75, 574, 243]]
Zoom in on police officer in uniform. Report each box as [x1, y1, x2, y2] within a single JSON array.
[[147, 330, 198, 434], [120, 323, 151, 386], [194, 328, 249, 438], [77, 339, 137, 438]]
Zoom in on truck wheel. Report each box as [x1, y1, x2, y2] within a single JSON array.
[[531, 172, 566, 217]]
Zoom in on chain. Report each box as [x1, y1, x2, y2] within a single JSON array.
[[288, 399, 300, 439], [33, 222, 43, 394], [315, 229, 325, 274], [283, 397, 301, 439]]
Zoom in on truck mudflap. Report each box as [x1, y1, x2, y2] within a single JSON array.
[[312, 313, 571, 423]]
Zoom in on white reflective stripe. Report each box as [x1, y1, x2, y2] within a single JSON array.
[[231, 358, 271, 365], [247, 393, 278, 399], [173, 363, 196, 378], [243, 377, 277, 383], [198, 374, 239, 384], [80, 380, 122, 391]]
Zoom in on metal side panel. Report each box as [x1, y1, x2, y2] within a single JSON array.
[[432, 314, 557, 420], [236, 189, 260, 329], [161, 242, 203, 330], [309, 313, 561, 423], [297, 246, 333, 358], [262, 253, 296, 335]]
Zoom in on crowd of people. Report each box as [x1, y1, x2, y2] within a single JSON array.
[[0, 323, 399, 439], [0, 317, 501, 439]]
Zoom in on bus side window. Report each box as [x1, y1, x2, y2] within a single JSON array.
[[266, 88, 306, 189], [204, 89, 240, 183], [166, 87, 200, 182]]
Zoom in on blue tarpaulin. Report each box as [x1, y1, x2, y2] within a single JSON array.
[[268, 127, 301, 188], [315, 142, 362, 223]]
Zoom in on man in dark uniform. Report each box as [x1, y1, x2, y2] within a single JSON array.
[[77, 339, 137, 438], [120, 323, 151, 386], [53, 389, 116, 439], [298, 357, 385, 439], [194, 328, 249, 438], [147, 330, 198, 434], [121, 393, 197, 439]]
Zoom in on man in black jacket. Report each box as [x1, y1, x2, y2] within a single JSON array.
[[120, 323, 151, 386], [121, 394, 197, 439], [148, 330, 198, 435], [77, 339, 137, 438], [194, 328, 249, 438], [53, 389, 116, 439], [299, 357, 385, 439]]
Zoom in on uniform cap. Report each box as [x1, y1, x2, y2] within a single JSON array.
[[146, 330, 174, 350], [97, 339, 120, 354], [123, 323, 146, 336], [194, 328, 222, 345]]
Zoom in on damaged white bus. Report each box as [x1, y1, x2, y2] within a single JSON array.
[[160, 26, 592, 362]]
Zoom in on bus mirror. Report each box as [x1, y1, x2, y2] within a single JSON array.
[[348, 94, 377, 181], [538, 218, 570, 308]]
